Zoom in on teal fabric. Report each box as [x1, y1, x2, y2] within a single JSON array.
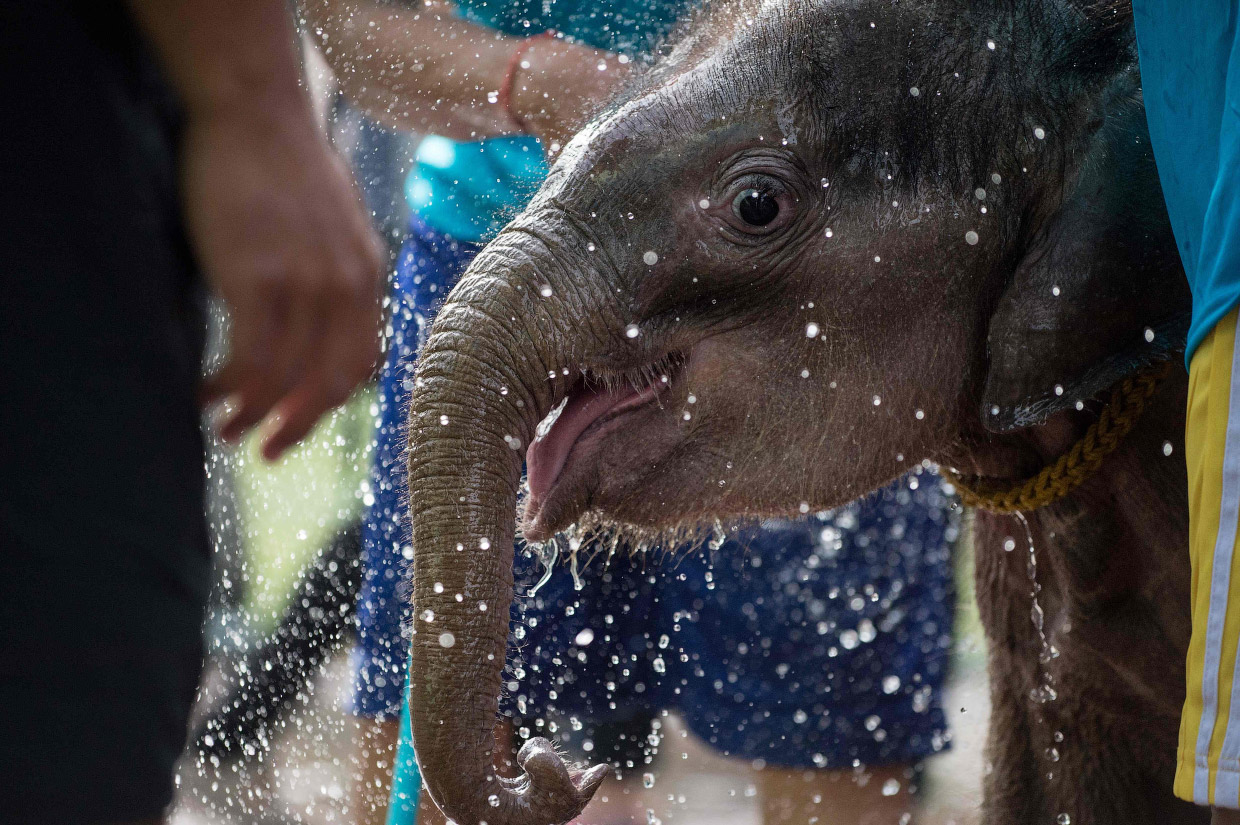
[[406, 134, 547, 243], [407, 0, 687, 242], [385, 687, 420, 825], [1133, 1, 1240, 363]]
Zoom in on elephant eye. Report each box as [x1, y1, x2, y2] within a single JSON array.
[[732, 188, 780, 227]]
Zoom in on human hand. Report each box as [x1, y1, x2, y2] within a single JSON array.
[[188, 104, 384, 460], [510, 35, 631, 156]]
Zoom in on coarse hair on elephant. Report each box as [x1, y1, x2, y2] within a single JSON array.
[[404, 0, 1196, 823]]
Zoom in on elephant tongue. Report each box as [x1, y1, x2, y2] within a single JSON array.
[[526, 380, 659, 505]]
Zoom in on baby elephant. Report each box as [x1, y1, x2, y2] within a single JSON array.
[[405, 0, 1196, 823]]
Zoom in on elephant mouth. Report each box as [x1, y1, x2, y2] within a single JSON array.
[[524, 353, 685, 535]]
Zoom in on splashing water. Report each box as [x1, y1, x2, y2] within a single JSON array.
[[1016, 512, 1058, 704], [569, 540, 584, 591], [528, 539, 559, 597]]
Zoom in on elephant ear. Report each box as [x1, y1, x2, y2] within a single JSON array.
[[981, 96, 1190, 433]]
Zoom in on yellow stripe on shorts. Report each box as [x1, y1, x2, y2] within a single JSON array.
[[1178, 306, 1240, 807]]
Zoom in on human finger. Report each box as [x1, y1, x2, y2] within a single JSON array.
[[260, 250, 381, 458]]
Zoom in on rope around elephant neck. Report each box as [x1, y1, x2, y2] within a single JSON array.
[[941, 362, 1172, 514]]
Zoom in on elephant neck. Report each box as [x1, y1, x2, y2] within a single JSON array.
[[946, 364, 1172, 514], [967, 367, 1193, 821]]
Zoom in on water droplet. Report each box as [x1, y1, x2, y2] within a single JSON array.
[[479, 537, 491, 550], [1163, 441, 1174, 456], [539, 284, 553, 297], [488, 794, 500, 807], [883, 675, 901, 694], [909, 86, 920, 97], [882, 778, 901, 796], [824, 227, 834, 238], [439, 414, 450, 425], [432, 582, 444, 593], [420, 609, 435, 622], [965, 230, 979, 245], [625, 324, 641, 338], [574, 628, 595, 646], [698, 198, 710, 209], [975, 187, 986, 200], [987, 39, 996, 50], [915, 409, 925, 420], [1034, 126, 1046, 140], [438, 632, 455, 648], [872, 395, 882, 406], [1144, 327, 1155, 342], [643, 773, 655, 789], [643, 250, 659, 266], [806, 322, 820, 338], [1057, 815, 1071, 825]]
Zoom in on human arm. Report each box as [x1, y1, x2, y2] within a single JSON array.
[[302, 0, 629, 150], [126, 0, 385, 459]]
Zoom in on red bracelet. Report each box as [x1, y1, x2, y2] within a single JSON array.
[[499, 29, 557, 134]]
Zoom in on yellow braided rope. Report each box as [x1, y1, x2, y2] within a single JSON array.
[[941, 362, 1172, 514]]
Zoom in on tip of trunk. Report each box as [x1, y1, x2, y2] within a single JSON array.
[[426, 737, 605, 825]]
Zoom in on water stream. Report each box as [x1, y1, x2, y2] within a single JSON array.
[[1014, 511, 1059, 704]]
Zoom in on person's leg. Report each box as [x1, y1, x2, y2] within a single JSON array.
[[353, 715, 404, 825], [758, 763, 916, 825], [0, 3, 209, 823], [561, 715, 658, 825], [1177, 306, 1240, 805]]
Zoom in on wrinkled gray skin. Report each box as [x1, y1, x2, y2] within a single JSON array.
[[406, 1, 1199, 823]]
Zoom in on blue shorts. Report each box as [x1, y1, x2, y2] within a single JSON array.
[[355, 218, 957, 769], [507, 477, 956, 769]]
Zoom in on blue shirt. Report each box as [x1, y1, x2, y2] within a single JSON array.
[[1133, 1, 1240, 362], [407, 0, 687, 242]]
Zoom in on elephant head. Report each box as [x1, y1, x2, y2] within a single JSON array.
[[404, 1, 1188, 822]]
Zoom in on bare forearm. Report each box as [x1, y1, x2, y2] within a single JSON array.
[[127, 0, 313, 123], [303, 0, 513, 139], [126, 0, 385, 459]]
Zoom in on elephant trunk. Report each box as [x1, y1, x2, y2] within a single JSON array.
[[406, 224, 612, 825]]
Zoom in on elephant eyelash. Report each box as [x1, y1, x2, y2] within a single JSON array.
[[582, 351, 687, 399]]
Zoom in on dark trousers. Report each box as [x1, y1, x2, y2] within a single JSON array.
[[0, 2, 210, 821]]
